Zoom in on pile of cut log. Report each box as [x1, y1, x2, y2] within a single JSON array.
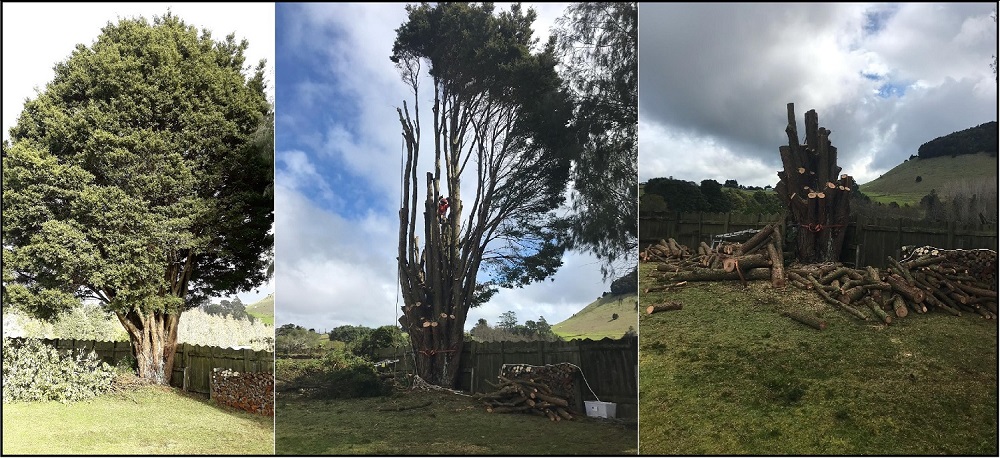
[[788, 248, 998, 322], [642, 222, 786, 292], [642, 230, 998, 323], [474, 363, 582, 421], [210, 368, 274, 416]]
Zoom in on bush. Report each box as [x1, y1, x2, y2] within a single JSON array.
[[276, 347, 390, 399], [2, 337, 116, 403]]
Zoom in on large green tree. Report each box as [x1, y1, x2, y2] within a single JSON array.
[[391, 3, 577, 387], [553, 2, 638, 280], [2, 13, 273, 384]]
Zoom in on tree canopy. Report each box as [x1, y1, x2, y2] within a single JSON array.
[[2, 12, 273, 382], [553, 2, 638, 280]]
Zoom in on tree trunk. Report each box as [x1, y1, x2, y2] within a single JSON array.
[[776, 103, 854, 264], [116, 309, 180, 385]]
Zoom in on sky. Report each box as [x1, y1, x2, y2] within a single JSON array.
[[273, 3, 619, 332], [1, 3, 276, 305], [639, 3, 998, 189]]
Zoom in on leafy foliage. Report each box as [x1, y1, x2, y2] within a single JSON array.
[[644, 178, 710, 212], [470, 313, 560, 342], [2, 12, 273, 381], [351, 325, 407, 361], [917, 121, 998, 159], [277, 348, 390, 399], [201, 297, 254, 322], [2, 337, 116, 403], [391, 3, 578, 385], [554, 2, 638, 280]]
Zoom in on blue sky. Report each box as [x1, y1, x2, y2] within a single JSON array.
[[272, 3, 619, 332], [639, 3, 997, 188]]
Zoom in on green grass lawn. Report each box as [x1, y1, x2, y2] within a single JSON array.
[[275, 389, 637, 455], [638, 262, 997, 455], [247, 293, 275, 326], [2, 386, 274, 455], [552, 293, 639, 341]]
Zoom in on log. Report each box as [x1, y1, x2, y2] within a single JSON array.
[[807, 274, 869, 321], [767, 240, 786, 288], [737, 224, 776, 255], [647, 302, 683, 314], [656, 267, 771, 283], [891, 295, 908, 318], [534, 392, 569, 407], [783, 310, 827, 330], [721, 253, 771, 272], [886, 274, 925, 304], [864, 297, 892, 325]]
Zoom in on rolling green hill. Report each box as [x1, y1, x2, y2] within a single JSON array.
[[246, 293, 274, 326], [551, 293, 638, 341], [859, 152, 998, 206]]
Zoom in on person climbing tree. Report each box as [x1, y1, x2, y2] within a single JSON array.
[[438, 196, 450, 225]]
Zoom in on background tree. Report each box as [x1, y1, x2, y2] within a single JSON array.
[[553, 2, 638, 280], [497, 311, 518, 332], [700, 179, 732, 213], [644, 178, 710, 212], [391, 3, 577, 387], [2, 13, 272, 384]]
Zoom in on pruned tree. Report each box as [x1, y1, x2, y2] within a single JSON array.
[[2, 13, 273, 384], [391, 3, 577, 388], [775, 103, 855, 263], [553, 2, 638, 280]]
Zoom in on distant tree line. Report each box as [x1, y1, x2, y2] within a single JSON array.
[[640, 178, 783, 214], [275, 323, 406, 360], [469, 312, 560, 342], [916, 121, 998, 160], [201, 297, 255, 323]]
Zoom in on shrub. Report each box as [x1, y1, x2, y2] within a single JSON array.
[[276, 347, 390, 399], [2, 337, 116, 403]]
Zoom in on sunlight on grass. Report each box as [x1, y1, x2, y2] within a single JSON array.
[[2, 386, 274, 455]]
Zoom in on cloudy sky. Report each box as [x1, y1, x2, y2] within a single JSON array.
[[2, 3, 275, 305], [639, 3, 998, 188], [273, 3, 618, 332]]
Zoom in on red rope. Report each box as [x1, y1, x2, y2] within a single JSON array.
[[799, 223, 846, 233]]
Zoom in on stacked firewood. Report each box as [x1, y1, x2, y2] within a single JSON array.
[[474, 363, 581, 421], [210, 368, 275, 416], [786, 248, 997, 322], [642, 223, 786, 293]]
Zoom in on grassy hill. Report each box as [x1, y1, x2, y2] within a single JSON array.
[[551, 293, 638, 341], [859, 152, 998, 206], [246, 293, 274, 326]]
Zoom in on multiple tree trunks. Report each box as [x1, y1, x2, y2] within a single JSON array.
[[642, 230, 787, 289], [787, 247, 998, 323], [774, 103, 855, 264], [475, 364, 581, 421], [210, 369, 274, 416]]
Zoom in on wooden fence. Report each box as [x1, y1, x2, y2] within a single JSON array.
[[171, 343, 273, 395], [374, 337, 638, 419], [10, 338, 273, 396], [640, 211, 998, 268]]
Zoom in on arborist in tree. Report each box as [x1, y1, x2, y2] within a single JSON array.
[[437, 196, 450, 226]]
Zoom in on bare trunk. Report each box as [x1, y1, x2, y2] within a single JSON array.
[[117, 309, 180, 385]]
